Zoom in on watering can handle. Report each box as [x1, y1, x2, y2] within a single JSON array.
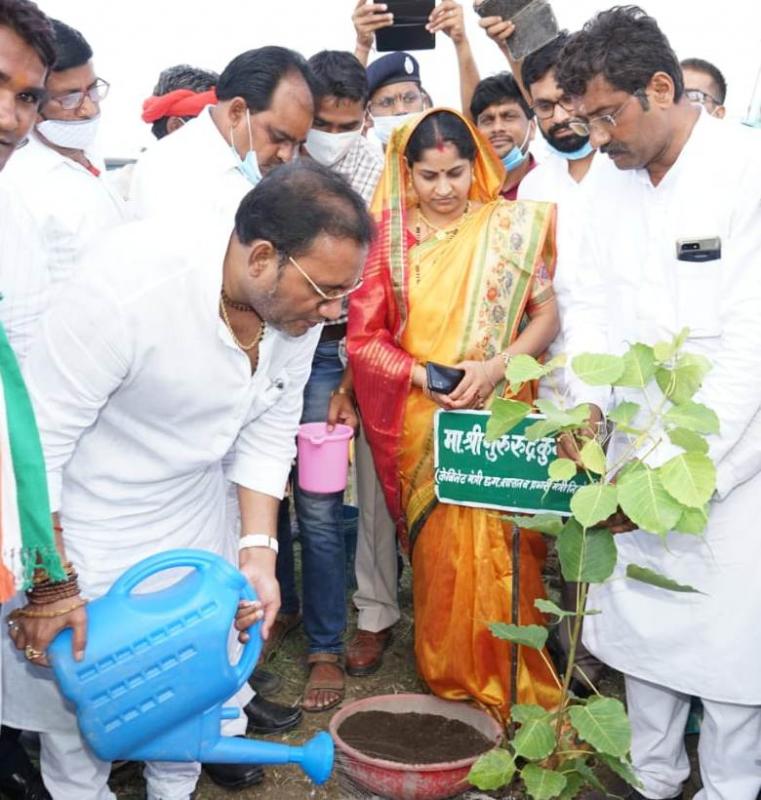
[[308, 434, 326, 446], [110, 549, 262, 684], [110, 549, 222, 597]]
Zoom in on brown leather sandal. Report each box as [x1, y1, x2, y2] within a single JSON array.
[[301, 653, 345, 713]]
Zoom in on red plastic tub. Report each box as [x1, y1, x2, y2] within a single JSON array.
[[329, 693, 503, 800]]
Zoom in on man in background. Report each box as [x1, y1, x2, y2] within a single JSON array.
[[681, 57, 726, 118], [470, 71, 535, 198], [1, 18, 128, 360], [142, 63, 219, 139]]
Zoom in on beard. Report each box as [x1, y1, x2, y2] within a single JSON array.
[[543, 122, 590, 154]]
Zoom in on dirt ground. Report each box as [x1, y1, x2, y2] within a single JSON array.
[[109, 552, 704, 800]]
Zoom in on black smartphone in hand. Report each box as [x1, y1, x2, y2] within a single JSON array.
[[376, 0, 436, 52], [426, 361, 466, 394]]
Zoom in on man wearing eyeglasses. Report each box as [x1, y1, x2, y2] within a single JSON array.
[[680, 58, 727, 120], [3, 161, 372, 800], [0, 18, 127, 360], [555, 7, 761, 799]]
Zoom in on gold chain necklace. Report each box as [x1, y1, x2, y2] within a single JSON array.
[[221, 288, 257, 313], [413, 202, 472, 284], [219, 293, 266, 353]]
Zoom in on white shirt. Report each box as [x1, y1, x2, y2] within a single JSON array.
[[0, 134, 129, 362], [518, 149, 620, 390], [0, 182, 49, 361], [130, 106, 251, 222], [563, 112, 761, 702]]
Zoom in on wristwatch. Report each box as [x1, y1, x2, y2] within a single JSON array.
[[238, 534, 279, 554]]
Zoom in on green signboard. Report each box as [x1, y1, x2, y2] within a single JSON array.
[[433, 410, 587, 515]]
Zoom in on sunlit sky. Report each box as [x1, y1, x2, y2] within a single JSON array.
[[41, 0, 761, 158]]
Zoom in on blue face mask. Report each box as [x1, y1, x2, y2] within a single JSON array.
[[549, 140, 594, 160], [230, 109, 262, 186], [500, 123, 533, 173]]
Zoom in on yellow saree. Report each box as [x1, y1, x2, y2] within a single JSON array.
[[348, 109, 561, 719]]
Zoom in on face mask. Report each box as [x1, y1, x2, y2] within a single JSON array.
[[229, 108, 262, 186], [36, 115, 100, 150], [305, 128, 361, 167], [549, 140, 594, 160], [371, 113, 419, 146], [500, 122, 533, 172]]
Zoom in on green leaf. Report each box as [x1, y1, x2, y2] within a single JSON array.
[[557, 519, 617, 583], [615, 343, 656, 388], [544, 353, 567, 372], [653, 339, 676, 363], [595, 753, 642, 789], [525, 419, 562, 442], [626, 563, 702, 593], [568, 696, 631, 757], [608, 401, 640, 426], [557, 771, 585, 800], [569, 759, 606, 793], [534, 598, 574, 618], [678, 351, 712, 379], [507, 353, 547, 383], [504, 513, 565, 536], [468, 748, 516, 790], [616, 462, 683, 535], [534, 598, 601, 618], [521, 763, 567, 799], [674, 504, 709, 535], [571, 353, 625, 386], [549, 458, 578, 482], [579, 440, 607, 476], [658, 453, 716, 508], [512, 705, 556, 761], [656, 363, 705, 404], [569, 484, 618, 528], [663, 401, 720, 435], [668, 427, 709, 454], [489, 622, 548, 649], [486, 398, 533, 441]]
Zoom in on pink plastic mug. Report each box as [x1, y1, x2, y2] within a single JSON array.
[[297, 423, 354, 493]]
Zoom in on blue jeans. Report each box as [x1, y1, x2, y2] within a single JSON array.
[[276, 340, 346, 655]]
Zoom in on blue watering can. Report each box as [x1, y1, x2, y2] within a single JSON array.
[[48, 549, 333, 784]]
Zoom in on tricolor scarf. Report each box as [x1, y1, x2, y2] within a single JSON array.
[[0, 324, 64, 600]]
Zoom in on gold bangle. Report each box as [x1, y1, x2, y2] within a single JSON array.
[[17, 599, 87, 619], [330, 387, 353, 398]]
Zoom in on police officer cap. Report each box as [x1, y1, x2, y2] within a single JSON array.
[[367, 52, 421, 97]]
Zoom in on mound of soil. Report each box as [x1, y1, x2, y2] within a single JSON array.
[[337, 710, 495, 765]]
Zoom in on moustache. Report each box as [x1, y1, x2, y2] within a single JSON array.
[[601, 143, 629, 157]]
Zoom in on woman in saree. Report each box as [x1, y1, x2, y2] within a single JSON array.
[[347, 108, 562, 720]]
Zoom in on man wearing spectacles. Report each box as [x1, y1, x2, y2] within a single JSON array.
[[681, 57, 727, 119], [0, 17, 128, 359], [5, 160, 373, 800], [556, 8, 761, 799]]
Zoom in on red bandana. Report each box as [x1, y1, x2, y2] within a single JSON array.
[[141, 88, 217, 123]]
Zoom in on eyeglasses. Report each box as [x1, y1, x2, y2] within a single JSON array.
[[369, 90, 423, 112], [288, 256, 364, 303], [48, 78, 110, 111], [685, 88, 721, 108], [530, 95, 575, 120], [568, 92, 641, 137]]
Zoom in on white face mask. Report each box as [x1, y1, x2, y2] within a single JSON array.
[[305, 128, 361, 167], [36, 115, 101, 151], [371, 112, 420, 146]]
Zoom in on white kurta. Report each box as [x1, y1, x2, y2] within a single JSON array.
[[1, 215, 319, 731], [518, 149, 620, 394], [129, 106, 250, 222], [564, 112, 761, 703], [0, 134, 129, 361]]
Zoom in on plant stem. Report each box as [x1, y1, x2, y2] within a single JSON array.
[[555, 580, 589, 743]]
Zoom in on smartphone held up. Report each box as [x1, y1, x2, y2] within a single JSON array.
[[376, 0, 437, 52], [475, 0, 559, 60]]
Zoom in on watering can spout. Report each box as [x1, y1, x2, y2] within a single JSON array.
[[200, 732, 334, 785]]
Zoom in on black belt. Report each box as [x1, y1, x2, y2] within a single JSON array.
[[319, 322, 347, 343]]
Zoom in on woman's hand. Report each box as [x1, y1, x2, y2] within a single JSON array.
[[8, 596, 88, 667], [447, 358, 502, 409]]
